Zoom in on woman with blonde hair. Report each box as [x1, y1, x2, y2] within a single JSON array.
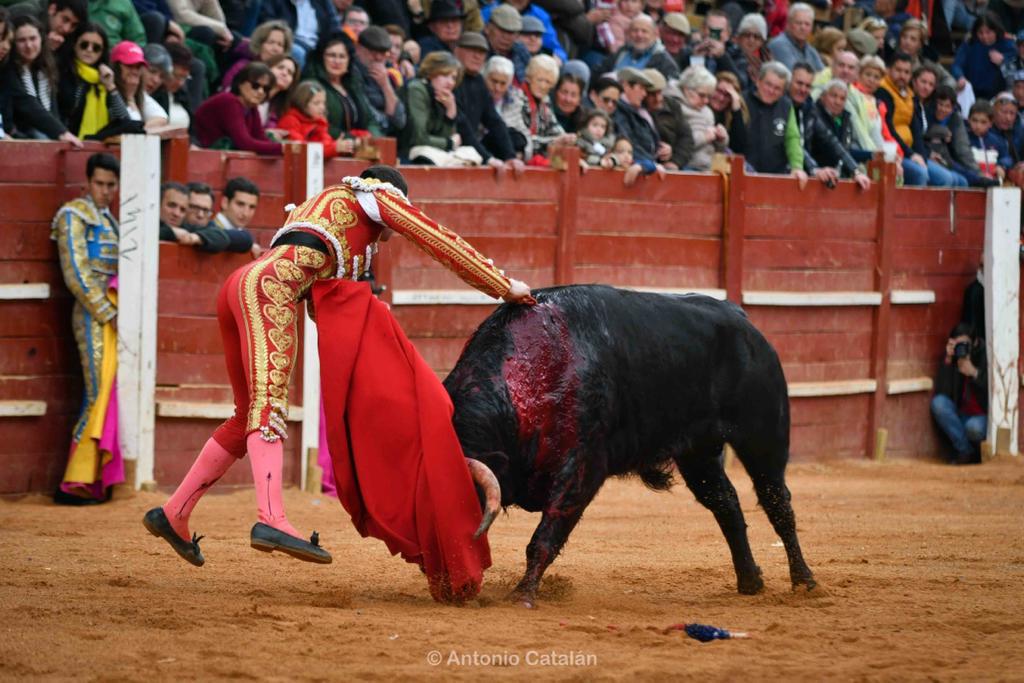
[[517, 53, 576, 163], [220, 20, 294, 91], [399, 51, 476, 164], [813, 26, 847, 68]]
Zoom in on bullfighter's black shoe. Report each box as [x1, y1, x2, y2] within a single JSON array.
[[250, 523, 333, 564], [143, 507, 205, 567]]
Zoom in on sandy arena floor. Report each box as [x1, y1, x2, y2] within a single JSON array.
[[1, 458, 1023, 681]]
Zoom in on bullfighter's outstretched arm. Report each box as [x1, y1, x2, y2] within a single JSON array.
[[372, 190, 512, 301]]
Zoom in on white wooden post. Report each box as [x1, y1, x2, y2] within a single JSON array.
[[983, 187, 1020, 456], [300, 143, 324, 487], [117, 135, 161, 486]]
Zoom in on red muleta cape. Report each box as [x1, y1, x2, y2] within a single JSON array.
[[314, 279, 492, 603]]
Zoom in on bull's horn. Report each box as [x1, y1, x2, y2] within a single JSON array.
[[466, 458, 501, 540]]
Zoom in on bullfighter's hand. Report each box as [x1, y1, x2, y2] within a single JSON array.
[[504, 279, 535, 305]]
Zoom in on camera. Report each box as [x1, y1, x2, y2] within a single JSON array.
[[954, 341, 971, 359], [709, 27, 722, 40]]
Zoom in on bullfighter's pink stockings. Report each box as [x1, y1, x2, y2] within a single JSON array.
[[163, 437, 236, 541], [246, 432, 301, 538]]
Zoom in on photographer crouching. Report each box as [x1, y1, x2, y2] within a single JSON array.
[[930, 323, 988, 465]]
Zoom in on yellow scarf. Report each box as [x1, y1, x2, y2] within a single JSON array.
[[75, 60, 109, 137]]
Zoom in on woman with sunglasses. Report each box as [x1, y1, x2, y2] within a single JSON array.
[[0, 15, 81, 145], [193, 61, 283, 154], [57, 23, 133, 139], [110, 40, 168, 131]]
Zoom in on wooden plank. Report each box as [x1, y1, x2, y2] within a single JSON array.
[[722, 155, 745, 302], [890, 289, 935, 304], [0, 283, 51, 300], [402, 167, 560, 203], [575, 234, 720, 268], [0, 186, 61, 222], [575, 199, 722, 236], [891, 186, 953, 218], [0, 447, 68, 494], [392, 290, 501, 305], [0, 141, 65, 183], [788, 379, 877, 397], [0, 400, 47, 416], [157, 315, 223, 354], [744, 238, 877, 270], [157, 401, 305, 420], [389, 266, 555, 290], [776, 360, 872, 383], [416, 200, 558, 236], [984, 188, 1021, 454], [768, 330, 874, 363], [0, 337, 80, 375], [578, 169, 723, 204], [742, 291, 881, 306], [743, 268, 875, 291], [887, 376, 933, 394], [867, 161, 898, 460], [744, 206, 877, 240], [891, 246, 982, 275], [744, 175, 879, 210], [572, 265, 720, 288], [388, 235, 556, 269], [0, 223, 59, 262], [0, 375, 81, 415], [746, 307, 874, 333]]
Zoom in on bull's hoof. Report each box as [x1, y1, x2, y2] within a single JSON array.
[[792, 576, 823, 595], [507, 589, 537, 609], [737, 575, 765, 595]]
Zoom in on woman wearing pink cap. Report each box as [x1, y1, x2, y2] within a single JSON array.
[[110, 40, 168, 131]]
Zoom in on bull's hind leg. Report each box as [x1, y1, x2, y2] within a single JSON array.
[[510, 458, 604, 608], [733, 444, 816, 591], [675, 453, 764, 594]]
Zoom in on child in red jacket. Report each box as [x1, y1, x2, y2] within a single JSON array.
[[277, 82, 355, 158]]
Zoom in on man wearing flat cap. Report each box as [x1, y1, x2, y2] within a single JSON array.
[[482, 0, 567, 62], [418, 0, 465, 54], [484, 4, 531, 82], [641, 67, 695, 171], [659, 12, 691, 71], [354, 25, 407, 137], [454, 31, 523, 172], [518, 15, 546, 57], [612, 67, 667, 183]]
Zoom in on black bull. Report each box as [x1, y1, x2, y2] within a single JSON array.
[[445, 285, 816, 606]]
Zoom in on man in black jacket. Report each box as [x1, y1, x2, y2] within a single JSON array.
[[641, 67, 693, 171], [453, 31, 523, 172], [743, 61, 805, 181], [612, 67, 665, 184], [788, 63, 871, 189], [930, 323, 988, 464]]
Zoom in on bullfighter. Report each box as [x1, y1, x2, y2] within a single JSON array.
[[144, 165, 532, 602]]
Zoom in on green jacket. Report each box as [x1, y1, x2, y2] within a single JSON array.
[[304, 59, 376, 139], [88, 0, 146, 46], [784, 107, 804, 173], [398, 78, 454, 159]]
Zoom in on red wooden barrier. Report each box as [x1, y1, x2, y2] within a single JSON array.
[[0, 141, 1010, 494]]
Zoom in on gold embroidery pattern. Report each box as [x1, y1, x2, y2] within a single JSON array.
[[374, 192, 511, 299], [238, 245, 323, 441], [330, 198, 358, 230]]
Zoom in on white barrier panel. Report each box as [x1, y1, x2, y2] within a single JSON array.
[[300, 143, 324, 488], [117, 135, 161, 487], [984, 187, 1021, 456]]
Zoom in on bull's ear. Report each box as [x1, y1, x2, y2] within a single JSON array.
[[471, 451, 510, 480]]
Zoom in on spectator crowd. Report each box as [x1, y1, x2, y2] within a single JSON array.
[[3, 0, 1024, 188]]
